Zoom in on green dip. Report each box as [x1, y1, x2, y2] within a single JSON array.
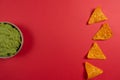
[[0, 23, 21, 57]]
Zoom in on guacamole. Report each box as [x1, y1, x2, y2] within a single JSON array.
[[0, 23, 21, 57]]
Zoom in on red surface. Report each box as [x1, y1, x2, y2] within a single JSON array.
[[0, 0, 120, 80]]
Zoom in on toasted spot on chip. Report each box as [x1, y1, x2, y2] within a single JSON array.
[[88, 7, 108, 24], [93, 23, 112, 40], [87, 42, 106, 59], [85, 62, 103, 79]]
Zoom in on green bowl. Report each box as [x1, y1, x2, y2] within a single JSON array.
[[0, 22, 23, 58]]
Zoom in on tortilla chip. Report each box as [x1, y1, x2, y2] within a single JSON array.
[[88, 7, 108, 24], [87, 42, 106, 59], [85, 62, 103, 79], [93, 23, 112, 40]]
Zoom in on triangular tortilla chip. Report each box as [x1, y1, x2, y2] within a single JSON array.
[[93, 23, 112, 40], [88, 7, 108, 24], [87, 42, 106, 59], [85, 62, 103, 79]]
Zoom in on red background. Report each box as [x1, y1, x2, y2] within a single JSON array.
[[0, 0, 120, 80]]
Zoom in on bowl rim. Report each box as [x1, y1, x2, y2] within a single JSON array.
[[0, 21, 24, 59]]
